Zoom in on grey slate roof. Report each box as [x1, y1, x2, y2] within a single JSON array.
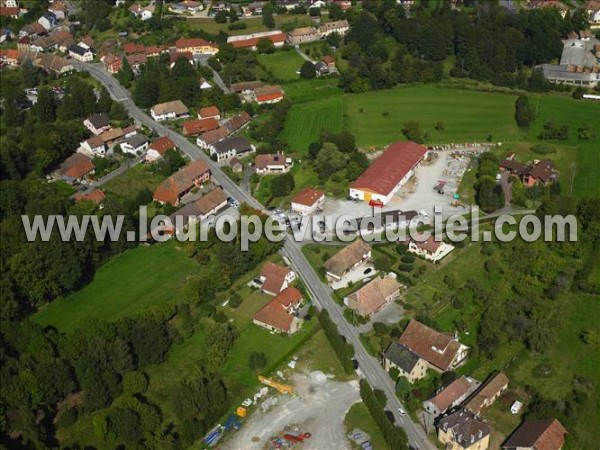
[[384, 341, 420, 373], [213, 136, 252, 155]]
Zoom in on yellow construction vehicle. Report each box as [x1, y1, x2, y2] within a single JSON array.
[[258, 376, 294, 395]]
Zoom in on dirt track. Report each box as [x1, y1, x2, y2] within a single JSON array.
[[223, 372, 360, 450]]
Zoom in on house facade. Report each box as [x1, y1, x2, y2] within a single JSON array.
[[83, 113, 111, 135], [210, 136, 255, 162], [423, 377, 474, 418], [175, 37, 219, 55], [383, 341, 428, 384], [150, 100, 189, 121], [256, 261, 296, 295], [253, 287, 303, 335], [437, 410, 491, 450], [344, 274, 402, 317], [68, 43, 93, 62], [153, 160, 211, 206], [120, 134, 149, 155], [255, 152, 292, 174], [408, 236, 454, 262], [146, 136, 177, 162], [324, 240, 371, 281]]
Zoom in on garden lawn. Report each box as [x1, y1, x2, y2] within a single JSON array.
[[187, 15, 313, 36], [344, 402, 390, 450], [103, 165, 165, 200], [33, 241, 198, 332], [258, 51, 305, 82]]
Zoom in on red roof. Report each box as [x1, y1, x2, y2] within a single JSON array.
[[256, 92, 284, 103], [292, 187, 325, 207], [149, 136, 176, 155], [260, 262, 292, 294], [175, 37, 216, 49], [181, 117, 219, 136], [231, 32, 286, 49], [170, 51, 193, 63], [0, 7, 19, 16], [503, 419, 567, 450], [73, 189, 105, 204], [398, 320, 462, 371], [123, 42, 146, 54], [322, 54, 336, 65], [58, 154, 94, 180], [351, 141, 427, 196], [427, 377, 472, 413], [153, 160, 210, 205], [198, 105, 220, 119], [253, 287, 302, 333], [0, 49, 20, 60]]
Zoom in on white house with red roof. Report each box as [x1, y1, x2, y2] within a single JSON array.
[[146, 136, 177, 162], [349, 141, 428, 205], [291, 187, 325, 216], [255, 261, 296, 295], [253, 85, 285, 105], [253, 287, 303, 334], [408, 235, 454, 262]]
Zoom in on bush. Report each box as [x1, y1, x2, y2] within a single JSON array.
[[399, 263, 414, 272], [401, 255, 415, 263], [248, 351, 267, 370], [58, 407, 78, 428], [228, 293, 243, 308], [531, 143, 556, 154], [373, 322, 390, 336], [123, 371, 148, 395]]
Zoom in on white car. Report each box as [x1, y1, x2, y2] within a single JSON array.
[[397, 407, 406, 416]]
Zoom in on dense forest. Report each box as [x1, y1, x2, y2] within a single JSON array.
[[338, 0, 593, 92]]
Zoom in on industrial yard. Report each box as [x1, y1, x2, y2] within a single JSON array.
[[223, 371, 360, 450]]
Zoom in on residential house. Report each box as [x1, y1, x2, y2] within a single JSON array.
[[102, 53, 122, 73], [253, 287, 303, 334], [211, 136, 255, 162], [290, 187, 325, 216], [423, 377, 474, 418], [503, 419, 567, 450], [315, 61, 329, 76], [255, 152, 292, 174], [230, 80, 265, 94], [2, 0, 18, 8], [437, 409, 491, 450], [196, 126, 229, 150], [126, 53, 147, 72], [38, 12, 58, 30], [383, 341, 428, 384], [0, 48, 19, 66], [19, 23, 46, 38], [253, 85, 285, 104], [68, 43, 93, 62], [16, 36, 30, 52], [0, 6, 19, 19], [198, 105, 220, 120], [123, 124, 138, 138], [0, 28, 12, 44], [199, 78, 212, 89], [73, 189, 105, 205], [182, 117, 219, 136], [166, 187, 228, 233], [129, 3, 154, 20], [169, 0, 203, 13], [123, 42, 146, 54], [79, 135, 106, 156], [150, 100, 190, 121], [223, 111, 251, 134], [227, 30, 286, 50], [350, 141, 428, 205], [153, 160, 211, 206], [120, 134, 149, 155], [319, 19, 350, 37], [408, 236, 454, 262], [48, 1, 67, 20], [464, 372, 509, 416], [32, 53, 73, 75], [398, 320, 469, 373], [175, 37, 218, 55], [229, 157, 243, 173], [54, 153, 94, 183], [146, 136, 177, 162], [324, 240, 371, 281], [278, 0, 301, 11], [255, 261, 296, 295], [323, 54, 336, 70], [332, 0, 352, 10], [98, 127, 125, 147], [49, 29, 73, 52], [585, 1, 600, 28], [344, 274, 402, 317], [500, 158, 558, 187], [84, 113, 111, 135], [29, 35, 56, 53], [287, 27, 320, 44]]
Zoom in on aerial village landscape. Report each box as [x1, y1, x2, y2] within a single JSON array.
[[0, 0, 599, 449]]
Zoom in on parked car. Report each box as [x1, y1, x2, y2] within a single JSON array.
[[363, 268, 372, 275], [397, 407, 406, 416]]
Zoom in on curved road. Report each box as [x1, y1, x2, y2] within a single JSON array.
[[73, 61, 434, 450]]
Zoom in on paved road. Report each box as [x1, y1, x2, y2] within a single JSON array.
[[195, 55, 231, 94], [74, 61, 433, 450], [295, 47, 316, 64]]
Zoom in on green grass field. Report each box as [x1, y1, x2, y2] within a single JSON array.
[[187, 14, 314, 36], [344, 403, 390, 450], [33, 241, 198, 332], [103, 165, 165, 200], [258, 51, 304, 81]]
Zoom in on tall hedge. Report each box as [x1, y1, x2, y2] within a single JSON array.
[[317, 310, 355, 374]]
